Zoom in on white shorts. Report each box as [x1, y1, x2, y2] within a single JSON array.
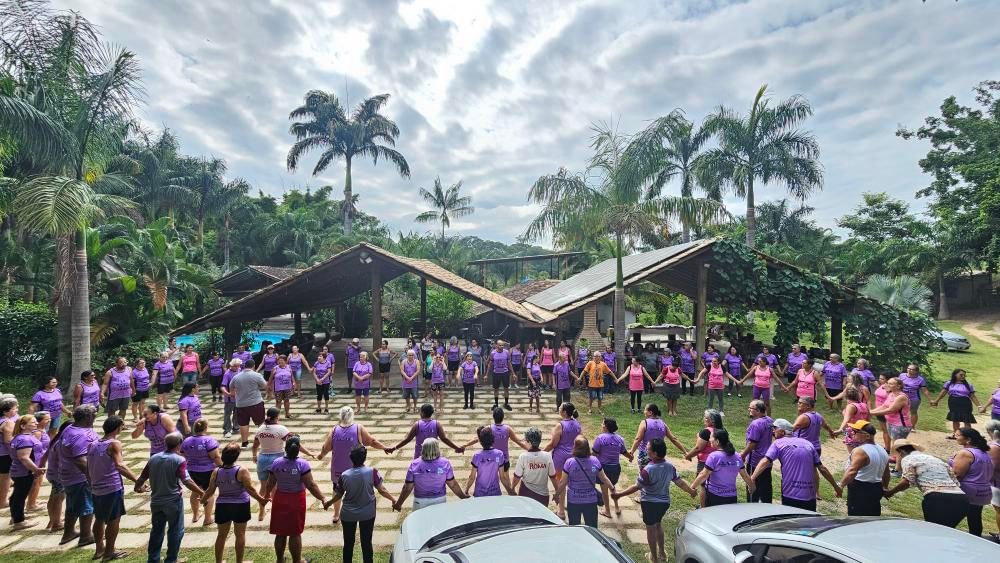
[[991, 486, 1000, 508], [413, 496, 447, 511]]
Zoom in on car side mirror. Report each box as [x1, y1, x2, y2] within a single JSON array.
[[735, 551, 756, 563]]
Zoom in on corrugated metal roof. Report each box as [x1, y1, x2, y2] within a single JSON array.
[[470, 279, 562, 317], [526, 240, 704, 311]]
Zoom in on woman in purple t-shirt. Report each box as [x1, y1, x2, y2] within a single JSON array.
[[690, 429, 755, 506], [353, 352, 375, 413], [932, 368, 981, 435], [181, 418, 221, 525], [557, 436, 614, 527], [201, 443, 268, 563], [30, 377, 69, 435], [7, 414, 43, 530], [177, 382, 203, 436], [977, 379, 1000, 421], [130, 405, 176, 455], [269, 356, 295, 419], [263, 437, 328, 563], [464, 427, 513, 498]]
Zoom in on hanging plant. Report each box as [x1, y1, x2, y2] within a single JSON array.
[[763, 268, 830, 350]]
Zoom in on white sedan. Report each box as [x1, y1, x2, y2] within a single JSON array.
[[391, 496, 633, 563]]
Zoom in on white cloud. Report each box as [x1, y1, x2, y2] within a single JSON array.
[[52, 0, 1000, 242]]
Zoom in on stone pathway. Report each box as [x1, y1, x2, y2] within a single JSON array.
[[0, 385, 652, 557]]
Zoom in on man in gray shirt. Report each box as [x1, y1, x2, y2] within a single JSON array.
[[230, 366, 267, 447], [135, 432, 202, 563]]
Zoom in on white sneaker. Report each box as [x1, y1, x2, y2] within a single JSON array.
[[223, 432, 232, 439]]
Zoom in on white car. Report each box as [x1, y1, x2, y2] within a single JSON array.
[[675, 503, 1000, 563], [935, 330, 971, 351], [391, 496, 633, 563]]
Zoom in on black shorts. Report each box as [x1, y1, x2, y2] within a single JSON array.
[[261, 370, 272, 382], [705, 490, 738, 507], [379, 362, 391, 374], [782, 495, 817, 512], [215, 501, 252, 524], [190, 470, 213, 490], [640, 501, 669, 525], [602, 463, 622, 486], [492, 373, 510, 389], [92, 489, 126, 523], [447, 360, 459, 372], [157, 382, 174, 394], [0, 454, 11, 474], [541, 365, 554, 375], [132, 389, 150, 402]]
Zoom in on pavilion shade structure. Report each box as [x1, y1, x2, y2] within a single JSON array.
[[211, 265, 303, 298]]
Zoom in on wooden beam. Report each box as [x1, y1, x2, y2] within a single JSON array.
[[372, 265, 382, 352], [694, 261, 709, 359], [293, 312, 302, 337], [419, 277, 427, 336], [830, 313, 843, 356]]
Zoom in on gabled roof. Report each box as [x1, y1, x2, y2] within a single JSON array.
[[470, 279, 562, 317], [212, 265, 304, 297]]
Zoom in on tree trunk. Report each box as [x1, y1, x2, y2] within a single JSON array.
[[682, 223, 691, 244], [613, 236, 626, 372], [745, 179, 756, 248], [937, 273, 950, 320], [222, 215, 231, 273], [343, 156, 354, 237], [70, 228, 92, 387]]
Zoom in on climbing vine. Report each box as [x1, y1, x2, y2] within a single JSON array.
[[763, 268, 830, 350]]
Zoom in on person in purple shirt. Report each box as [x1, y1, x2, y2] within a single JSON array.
[[899, 363, 932, 429], [399, 350, 422, 414], [177, 382, 203, 436], [679, 342, 697, 396], [7, 415, 43, 530], [544, 402, 583, 481], [220, 361, 240, 439], [131, 405, 176, 455], [792, 397, 836, 459], [749, 418, 841, 511], [30, 376, 69, 434], [74, 370, 103, 410], [151, 352, 176, 410], [592, 418, 634, 515], [850, 358, 875, 392], [394, 438, 469, 510], [388, 404, 465, 459], [931, 368, 981, 434], [58, 404, 100, 547], [88, 416, 139, 561], [821, 354, 849, 410], [465, 427, 513, 497], [700, 344, 720, 371], [487, 341, 513, 411], [755, 346, 778, 368], [181, 419, 222, 526], [345, 338, 363, 388], [130, 358, 152, 424], [427, 353, 447, 412], [575, 339, 591, 372], [102, 357, 135, 421], [263, 437, 329, 563], [949, 428, 994, 538], [723, 346, 746, 398], [312, 349, 335, 413], [353, 351, 376, 413], [740, 400, 774, 503], [782, 344, 810, 385], [269, 355, 296, 418], [553, 354, 578, 411], [202, 351, 227, 402], [317, 406, 385, 524], [201, 443, 269, 563], [691, 429, 755, 506], [602, 344, 618, 394], [557, 436, 614, 528], [978, 379, 1000, 421], [458, 407, 530, 464]]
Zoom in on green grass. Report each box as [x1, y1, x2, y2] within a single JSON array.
[[0, 547, 391, 562]]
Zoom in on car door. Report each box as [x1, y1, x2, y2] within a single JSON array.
[[750, 539, 860, 563]]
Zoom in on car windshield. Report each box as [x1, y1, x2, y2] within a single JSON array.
[[736, 515, 879, 537], [422, 517, 555, 550]]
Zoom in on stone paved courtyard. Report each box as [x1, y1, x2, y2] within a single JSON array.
[[0, 384, 656, 559]]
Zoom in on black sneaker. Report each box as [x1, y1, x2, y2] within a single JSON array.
[[241, 441, 249, 449], [503, 403, 512, 411]]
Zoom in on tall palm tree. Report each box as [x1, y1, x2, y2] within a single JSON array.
[[414, 176, 474, 239], [754, 198, 815, 248], [1, 5, 141, 383], [860, 275, 932, 314], [524, 123, 728, 366], [286, 91, 410, 236], [618, 110, 722, 242], [702, 84, 823, 247]]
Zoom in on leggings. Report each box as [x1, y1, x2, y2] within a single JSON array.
[[463, 383, 476, 406], [682, 372, 695, 394], [567, 502, 598, 528], [9, 473, 35, 523], [707, 389, 724, 411], [556, 388, 571, 409], [223, 401, 236, 435], [209, 376, 222, 395], [342, 517, 375, 563], [316, 383, 331, 401], [629, 390, 643, 410], [966, 504, 984, 537]]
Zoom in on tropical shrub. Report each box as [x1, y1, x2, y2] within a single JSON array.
[[0, 302, 57, 381]]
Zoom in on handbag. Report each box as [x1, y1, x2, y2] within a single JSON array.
[[574, 458, 605, 506]]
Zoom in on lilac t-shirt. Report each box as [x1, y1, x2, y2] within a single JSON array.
[[592, 432, 627, 466], [268, 456, 311, 493], [554, 362, 572, 389], [32, 389, 64, 417], [471, 448, 506, 497], [793, 411, 824, 449], [153, 360, 175, 384], [900, 374, 927, 402], [107, 367, 133, 400], [133, 367, 150, 391], [353, 361, 373, 389], [786, 352, 809, 373], [460, 361, 477, 384], [207, 358, 226, 377], [430, 362, 446, 384], [221, 369, 238, 403], [178, 395, 203, 425], [58, 424, 98, 486], [314, 357, 333, 384], [944, 381, 974, 398], [704, 450, 744, 498], [346, 345, 361, 366], [491, 350, 510, 374], [992, 389, 1000, 417], [822, 361, 847, 389], [401, 360, 420, 389], [272, 366, 294, 392], [9, 434, 42, 478], [764, 437, 821, 501], [563, 456, 602, 504], [405, 457, 454, 498], [679, 349, 695, 373], [745, 416, 774, 468], [181, 435, 219, 472], [724, 353, 743, 375]]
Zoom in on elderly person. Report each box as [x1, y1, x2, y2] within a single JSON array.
[[690, 429, 755, 507], [582, 351, 614, 415], [399, 349, 423, 414], [838, 421, 889, 516], [59, 404, 100, 547], [345, 337, 363, 389], [353, 351, 375, 413], [741, 400, 774, 503], [328, 446, 397, 563], [949, 428, 994, 537], [135, 432, 204, 563], [821, 353, 848, 410], [263, 437, 329, 563], [884, 438, 970, 529], [394, 438, 468, 510], [219, 359, 241, 439], [750, 418, 841, 511], [558, 436, 613, 527], [318, 406, 384, 524], [151, 353, 176, 409], [487, 340, 513, 411], [513, 427, 558, 505], [984, 420, 1000, 542]]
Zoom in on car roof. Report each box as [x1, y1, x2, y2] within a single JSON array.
[[444, 525, 628, 562], [814, 518, 1000, 561], [683, 503, 815, 535], [398, 496, 564, 550]]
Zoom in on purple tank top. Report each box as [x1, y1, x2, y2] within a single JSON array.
[[557, 419, 581, 456], [133, 368, 150, 391], [413, 419, 439, 459], [952, 447, 994, 506], [331, 423, 359, 479], [794, 411, 824, 449], [108, 367, 132, 400], [401, 360, 419, 388], [262, 353, 278, 371], [144, 413, 168, 454], [79, 380, 101, 406], [216, 465, 250, 504], [642, 418, 667, 452], [87, 439, 123, 496], [0, 416, 15, 456], [288, 353, 303, 371], [490, 423, 510, 459]]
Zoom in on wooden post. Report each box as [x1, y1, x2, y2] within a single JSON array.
[[694, 262, 709, 359], [419, 277, 427, 335], [336, 302, 346, 337], [223, 321, 240, 360], [830, 312, 843, 356], [293, 312, 302, 338], [372, 263, 382, 353]]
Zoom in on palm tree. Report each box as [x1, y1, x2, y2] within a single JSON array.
[[1, 5, 141, 383], [754, 199, 815, 247], [881, 220, 973, 320], [618, 110, 722, 242], [702, 84, 823, 247], [860, 275, 932, 313], [524, 123, 728, 366], [415, 176, 474, 239], [286, 91, 410, 236]]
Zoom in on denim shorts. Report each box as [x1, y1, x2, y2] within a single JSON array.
[[93, 488, 126, 522], [588, 388, 604, 400], [402, 388, 418, 400], [256, 452, 282, 482], [65, 481, 94, 517]]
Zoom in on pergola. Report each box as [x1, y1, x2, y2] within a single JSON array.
[[172, 239, 861, 361]]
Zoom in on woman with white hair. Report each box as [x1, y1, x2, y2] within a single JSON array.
[[399, 349, 422, 414], [0, 396, 21, 508], [317, 406, 387, 524], [984, 420, 1000, 542], [353, 351, 374, 413], [393, 438, 469, 510]]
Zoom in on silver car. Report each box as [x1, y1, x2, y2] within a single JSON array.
[[936, 330, 971, 351], [675, 503, 1000, 563], [391, 496, 633, 563]]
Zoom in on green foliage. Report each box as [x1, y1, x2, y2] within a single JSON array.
[[94, 338, 165, 373], [426, 286, 472, 337], [843, 299, 938, 375], [710, 237, 768, 308], [0, 301, 57, 380], [765, 268, 830, 350]]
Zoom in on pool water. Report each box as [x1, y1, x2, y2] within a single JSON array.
[[175, 331, 293, 353]]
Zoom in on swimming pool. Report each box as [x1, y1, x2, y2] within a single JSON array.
[[175, 331, 293, 352]]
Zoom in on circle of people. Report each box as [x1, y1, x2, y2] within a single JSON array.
[[0, 335, 998, 563]]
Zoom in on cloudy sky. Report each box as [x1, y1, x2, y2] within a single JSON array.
[[57, 0, 1000, 244]]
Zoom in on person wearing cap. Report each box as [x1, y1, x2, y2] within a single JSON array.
[[884, 438, 970, 528], [749, 418, 841, 511], [838, 421, 889, 516], [345, 338, 362, 390]]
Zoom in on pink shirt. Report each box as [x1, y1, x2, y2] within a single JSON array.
[[660, 366, 680, 385], [628, 365, 645, 391], [884, 392, 910, 427], [752, 366, 772, 388], [874, 384, 889, 409], [796, 369, 816, 398], [707, 365, 725, 390]]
